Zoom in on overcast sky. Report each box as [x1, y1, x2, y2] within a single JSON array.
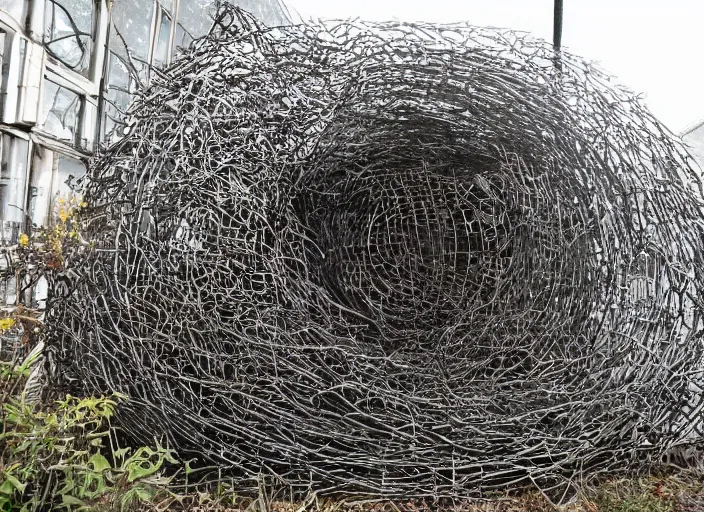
[[283, 0, 704, 134]]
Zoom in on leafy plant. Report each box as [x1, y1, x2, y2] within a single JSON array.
[[0, 392, 181, 511]]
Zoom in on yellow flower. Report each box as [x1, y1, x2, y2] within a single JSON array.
[[0, 317, 15, 331], [19, 233, 29, 247], [58, 207, 70, 223]]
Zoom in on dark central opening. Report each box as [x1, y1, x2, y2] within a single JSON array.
[[299, 162, 513, 346]]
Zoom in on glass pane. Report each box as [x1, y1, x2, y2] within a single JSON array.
[[110, 0, 155, 64], [0, 31, 5, 91], [176, 0, 288, 40], [0, 269, 19, 305], [18, 39, 26, 86], [172, 23, 193, 58], [41, 79, 82, 144], [28, 147, 53, 228], [177, 0, 216, 39], [43, 0, 95, 76], [102, 102, 127, 143], [108, 87, 132, 112], [0, 135, 29, 235], [51, 153, 86, 224], [152, 10, 172, 68], [103, 52, 134, 142], [233, 0, 289, 26], [54, 153, 85, 200], [28, 151, 86, 228], [80, 101, 96, 152], [102, 108, 126, 143], [108, 52, 130, 91], [0, 0, 27, 24]]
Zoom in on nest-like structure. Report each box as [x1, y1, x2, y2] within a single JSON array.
[[46, 3, 704, 500]]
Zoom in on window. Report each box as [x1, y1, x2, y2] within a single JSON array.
[[170, 0, 289, 59], [41, 78, 82, 144], [0, 29, 6, 92], [0, 29, 21, 123], [172, 22, 193, 58], [52, 153, 85, 201], [102, 91, 129, 142], [43, 0, 96, 77], [0, 0, 27, 25], [232, 0, 289, 26], [17, 38, 26, 86], [102, 51, 136, 142], [109, 0, 155, 77], [152, 7, 172, 68], [170, 0, 218, 58], [177, 0, 216, 41], [103, 0, 176, 142], [28, 147, 86, 228], [81, 100, 96, 151], [0, 133, 29, 243]]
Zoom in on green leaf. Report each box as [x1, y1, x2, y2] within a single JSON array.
[[88, 453, 112, 473], [0, 472, 26, 493], [0, 496, 13, 512], [112, 447, 131, 465], [56, 478, 76, 499], [85, 430, 109, 440], [120, 486, 153, 512], [126, 457, 159, 482], [161, 447, 179, 465], [141, 474, 173, 486], [13, 440, 33, 453], [197, 491, 213, 505], [22, 350, 42, 370], [0, 480, 15, 496], [59, 494, 89, 510]]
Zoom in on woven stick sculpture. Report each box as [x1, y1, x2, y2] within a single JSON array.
[[45, 2, 704, 501]]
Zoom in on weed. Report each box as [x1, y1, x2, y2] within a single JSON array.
[[0, 392, 181, 511]]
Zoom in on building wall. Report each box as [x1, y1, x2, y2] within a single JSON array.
[[682, 120, 704, 172], [0, 0, 289, 241]]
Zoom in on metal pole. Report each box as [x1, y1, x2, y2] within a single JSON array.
[[553, 0, 564, 51]]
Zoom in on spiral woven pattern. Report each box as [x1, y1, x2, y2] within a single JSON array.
[[46, 4, 704, 500]]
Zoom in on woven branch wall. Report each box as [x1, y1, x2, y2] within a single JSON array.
[[45, 3, 704, 500]]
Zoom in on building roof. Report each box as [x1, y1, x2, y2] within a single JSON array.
[[681, 117, 704, 137]]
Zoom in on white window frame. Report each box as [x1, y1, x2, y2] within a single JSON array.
[[0, 126, 32, 223], [0, 5, 28, 35], [28, 0, 109, 97], [149, 1, 175, 68], [0, 22, 35, 126], [26, 139, 86, 234], [37, 69, 97, 152]]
